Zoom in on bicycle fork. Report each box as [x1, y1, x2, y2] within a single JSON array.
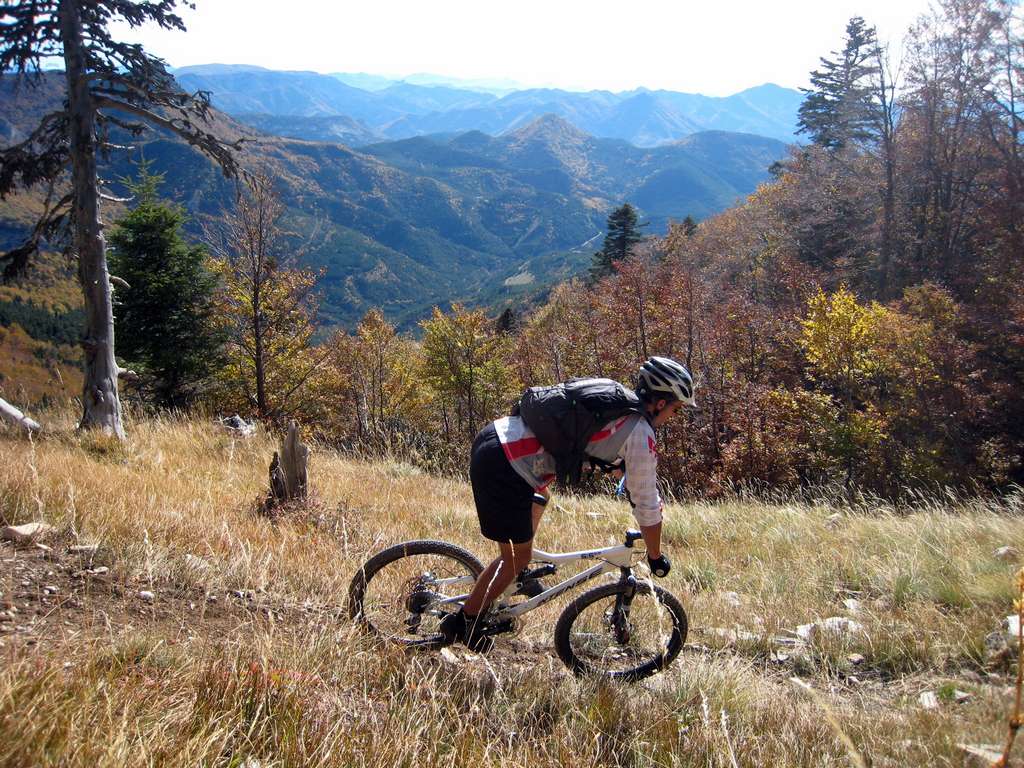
[[611, 568, 638, 644]]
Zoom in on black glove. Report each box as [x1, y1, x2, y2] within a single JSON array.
[[647, 553, 671, 578]]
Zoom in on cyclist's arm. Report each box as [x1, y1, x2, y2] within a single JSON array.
[[640, 522, 662, 559], [621, 420, 663, 530]]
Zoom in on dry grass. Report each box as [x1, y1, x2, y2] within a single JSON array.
[[0, 413, 1021, 767]]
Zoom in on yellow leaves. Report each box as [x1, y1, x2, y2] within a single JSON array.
[[799, 286, 884, 384], [420, 304, 520, 437]]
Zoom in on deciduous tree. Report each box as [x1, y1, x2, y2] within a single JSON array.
[[206, 172, 323, 423]]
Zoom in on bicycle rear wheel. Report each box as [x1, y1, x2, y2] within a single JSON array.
[[554, 580, 687, 681], [348, 540, 485, 647]]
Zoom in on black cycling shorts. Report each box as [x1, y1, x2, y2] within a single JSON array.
[[470, 423, 535, 544]]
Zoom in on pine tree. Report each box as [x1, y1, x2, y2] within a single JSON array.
[[107, 162, 221, 408], [797, 16, 881, 151], [590, 203, 646, 281]]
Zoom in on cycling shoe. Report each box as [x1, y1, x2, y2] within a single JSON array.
[[439, 609, 495, 653]]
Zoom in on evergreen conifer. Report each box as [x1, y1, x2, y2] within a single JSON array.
[[590, 203, 646, 281], [108, 162, 221, 408]]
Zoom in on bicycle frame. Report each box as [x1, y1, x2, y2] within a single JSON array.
[[427, 534, 644, 622]]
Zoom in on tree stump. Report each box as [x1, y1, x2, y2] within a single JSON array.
[[265, 420, 309, 512]]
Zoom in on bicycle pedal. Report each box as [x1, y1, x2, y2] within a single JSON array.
[[481, 618, 516, 636], [523, 564, 557, 580], [512, 578, 546, 598]]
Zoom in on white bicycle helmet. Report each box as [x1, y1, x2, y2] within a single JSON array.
[[637, 356, 696, 407]]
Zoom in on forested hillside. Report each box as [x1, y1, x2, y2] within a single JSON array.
[[0, 75, 785, 332]]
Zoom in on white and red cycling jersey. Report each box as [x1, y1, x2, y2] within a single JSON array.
[[492, 413, 663, 526]]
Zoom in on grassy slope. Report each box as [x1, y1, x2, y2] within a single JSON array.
[[0, 415, 1020, 767]]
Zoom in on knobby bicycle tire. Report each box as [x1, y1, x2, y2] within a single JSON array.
[[554, 580, 688, 681], [348, 540, 485, 646]]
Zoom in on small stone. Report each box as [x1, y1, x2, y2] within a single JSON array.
[[138, 590, 155, 603], [772, 651, 790, 663], [439, 647, 460, 666], [953, 689, 971, 704], [993, 546, 1019, 562], [847, 653, 866, 665], [820, 616, 864, 637], [42, 585, 58, 595], [721, 591, 742, 608], [1004, 614, 1021, 639], [847, 675, 862, 686], [221, 414, 256, 437], [0, 612, 13, 622], [1, 522, 55, 545], [206, 594, 218, 603], [842, 598, 862, 614], [796, 623, 816, 641], [918, 691, 939, 709], [69, 544, 99, 556], [88, 566, 109, 576]]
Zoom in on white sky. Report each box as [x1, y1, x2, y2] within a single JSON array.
[[113, 0, 934, 95]]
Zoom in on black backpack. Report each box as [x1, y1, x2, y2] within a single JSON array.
[[512, 378, 642, 488]]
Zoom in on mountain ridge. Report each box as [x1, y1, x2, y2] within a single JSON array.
[[172, 66, 804, 146]]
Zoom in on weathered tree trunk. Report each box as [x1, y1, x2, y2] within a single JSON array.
[[265, 420, 309, 511], [0, 397, 41, 433], [60, 0, 124, 439]]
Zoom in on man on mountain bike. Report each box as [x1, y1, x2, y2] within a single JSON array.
[[441, 356, 697, 651]]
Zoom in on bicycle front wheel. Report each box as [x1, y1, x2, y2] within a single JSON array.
[[554, 580, 688, 681], [348, 540, 485, 647]]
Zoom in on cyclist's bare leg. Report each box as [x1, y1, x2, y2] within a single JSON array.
[[463, 539, 532, 616], [462, 494, 547, 617]]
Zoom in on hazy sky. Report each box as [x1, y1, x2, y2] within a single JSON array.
[[113, 0, 935, 95]]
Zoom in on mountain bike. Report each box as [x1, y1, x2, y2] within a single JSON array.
[[348, 529, 688, 681]]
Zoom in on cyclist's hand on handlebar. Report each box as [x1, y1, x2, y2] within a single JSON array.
[[647, 553, 671, 578]]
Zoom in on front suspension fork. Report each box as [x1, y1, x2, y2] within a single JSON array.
[[612, 568, 637, 644]]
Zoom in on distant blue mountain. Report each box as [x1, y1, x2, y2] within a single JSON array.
[[173, 66, 804, 146]]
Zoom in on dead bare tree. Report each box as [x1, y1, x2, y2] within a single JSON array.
[[0, 0, 241, 438]]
